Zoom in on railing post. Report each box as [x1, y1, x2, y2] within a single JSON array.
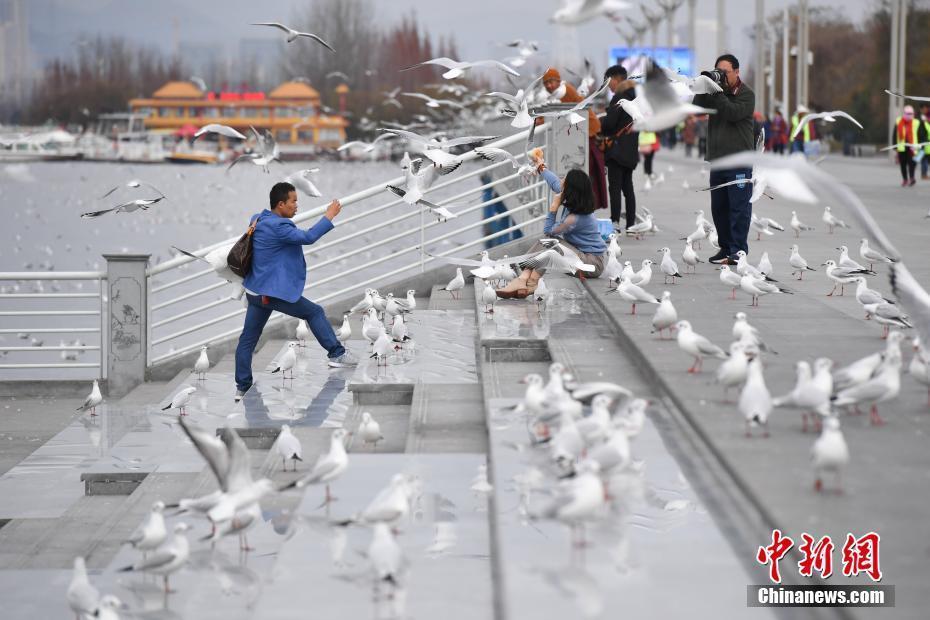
[[103, 254, 150, 397], [419, 208, 425, 273]]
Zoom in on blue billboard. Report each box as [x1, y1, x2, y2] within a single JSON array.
[[609, 46, 695, 78]]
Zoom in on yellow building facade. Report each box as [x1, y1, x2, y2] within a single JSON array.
[[128, 80, 348, 147]]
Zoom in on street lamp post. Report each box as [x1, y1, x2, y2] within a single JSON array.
[[754, 0, 765, 114], [782, 7, 789, 117], [641, 4, 663, 60], [657, 0, 685, 69], [717, 0, 726, 52]]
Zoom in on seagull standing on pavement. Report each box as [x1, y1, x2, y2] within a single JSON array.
[[118, 522, 191, 594], [715, 265, 742, 300], [739, 358, 772, 438], [271, 342, 299, 382], [161, 386, 197, 416], [811, 416, 849, 493], [282, 429, 349, 504], [193, 345, 210, 380], [275, 424, 303, 472], [651, 291, 678, 339], [125, 501, 167, 559], [682, 241, 702, 273], [676, 320, 728, 373], [359, 412, 384, 450], [77, 379, 103, 416], [789, 211, 815, 237], [716, 342, 750, 400], [67, 557, 100, 620], [442, 268, 465, 299], [859, 238, 896, 271], [789, 244, 817, 280], [657, 247, 683, 284], [822, 260, 872, 297], [821, 206, 850, 233]]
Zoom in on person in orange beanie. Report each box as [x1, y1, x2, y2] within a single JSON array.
[[541, 67, 607, 213]]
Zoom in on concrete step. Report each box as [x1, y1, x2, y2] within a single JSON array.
[[428, 282, 475, 310], [0, 471, 198, 570], [251, 453, 493, 620], [475, 271, 779, 618], [405, 382, 486, 453]]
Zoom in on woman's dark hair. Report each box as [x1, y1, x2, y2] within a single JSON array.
[[560, 168, 596, 215], [269, 182, 296, 209]]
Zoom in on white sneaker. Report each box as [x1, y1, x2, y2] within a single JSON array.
[[328, 351, 358, 368]]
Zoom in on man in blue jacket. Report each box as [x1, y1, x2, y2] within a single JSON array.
[[235, 182, 356, 401]]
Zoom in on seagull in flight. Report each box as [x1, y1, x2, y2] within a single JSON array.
[[401, 57, 520, 79], [550, 0, 633, 25], [385, 152, 458, 221], [99, 179, 166, 200], [338, 134, 396, 154], [790, 110, 863, 140], [884, 89, 930, 103], [401, 92, 465, 109], [285, 168, 322, 198], [81, 196, 165, 218], [484, 75, 543, 128], [251, 22, 335, 52], [621, 59, 716, 132], [227, 126, 280, 173], [194, 124, 247, 140]]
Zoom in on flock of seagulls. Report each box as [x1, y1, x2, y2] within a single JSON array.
[[47, 3, 930, 616]]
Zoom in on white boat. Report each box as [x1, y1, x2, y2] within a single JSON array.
[[77, 113, 168, 163], [0, 129, 82, 162]]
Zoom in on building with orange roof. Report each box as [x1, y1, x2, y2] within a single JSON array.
[[128, 80, 349, 147]]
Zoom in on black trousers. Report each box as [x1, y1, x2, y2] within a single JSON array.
[[607, 162, 636, 228], [899, 150, 916, 181], [643, 152, 655, 176]]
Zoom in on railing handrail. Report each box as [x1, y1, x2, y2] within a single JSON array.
[[0, 271, 105, 280], [145, 124, 546, 277]]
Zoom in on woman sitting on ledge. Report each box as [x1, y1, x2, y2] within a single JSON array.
[[497, 167, 607, 299]]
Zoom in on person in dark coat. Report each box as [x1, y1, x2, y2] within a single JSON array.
[[599, 64, 639, 232]]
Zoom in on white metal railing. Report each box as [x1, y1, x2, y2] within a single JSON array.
[[0, 271, 106, 376], [0, 123, 556, 377], [145, 123, 553, 365]]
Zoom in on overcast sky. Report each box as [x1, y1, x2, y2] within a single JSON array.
[[27, 0, 877, 78]]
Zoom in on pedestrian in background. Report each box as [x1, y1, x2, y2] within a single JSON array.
[[692, 53, 756, 265], [599, 64, 639, 232]]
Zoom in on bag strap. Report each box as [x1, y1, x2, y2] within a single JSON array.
[[246, 214, 261, 236]]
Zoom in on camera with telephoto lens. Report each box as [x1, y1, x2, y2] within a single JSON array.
[[700, 69, 726, 87]]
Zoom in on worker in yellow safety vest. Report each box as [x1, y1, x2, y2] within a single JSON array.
[[790, 104, 814, 154], [892, 105, 924, 187], [920, 103, 930, 180], [638, 130, 659, 179]]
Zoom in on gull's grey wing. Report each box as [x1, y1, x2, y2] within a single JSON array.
[[220, 427, 253, 492], [399, 57, 457, 72], [890, 263, 930, 351], [885, 89, 930, 103], [179, 417, 231, 491], [294, 32, 335, 53], [132, 547, 178, 571], [80, 206, 119, 218], [425, 253, 485, 267], [171, 246, 211, 265]]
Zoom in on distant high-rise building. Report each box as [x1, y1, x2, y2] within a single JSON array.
[[0, 0, 31, 104]]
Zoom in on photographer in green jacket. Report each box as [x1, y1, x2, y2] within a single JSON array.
[[692, 53, 756, 265]]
